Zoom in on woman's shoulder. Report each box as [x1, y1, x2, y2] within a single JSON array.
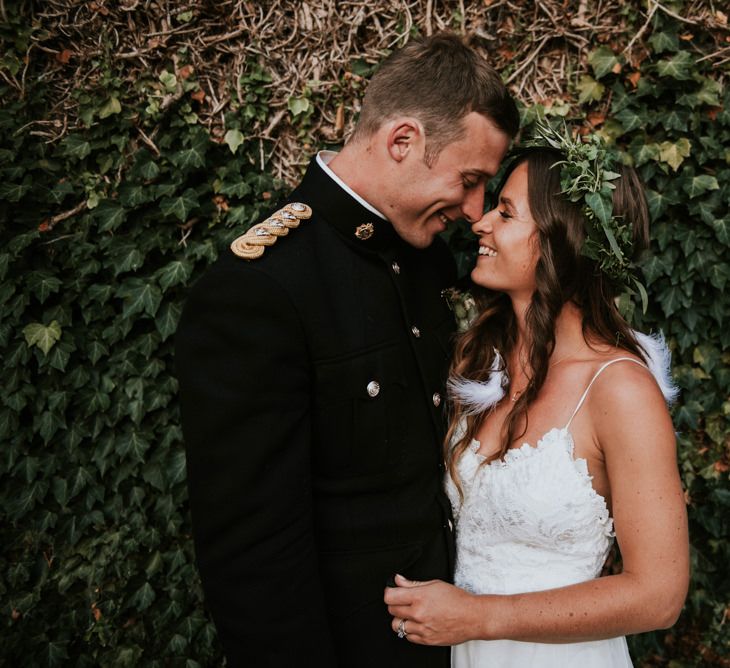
[[583, 348, 669, 422]]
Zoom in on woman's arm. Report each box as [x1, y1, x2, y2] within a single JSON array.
[[384, 362, 689, 645]]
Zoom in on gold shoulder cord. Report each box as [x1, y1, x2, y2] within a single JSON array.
[[230, 202, 313, 260]]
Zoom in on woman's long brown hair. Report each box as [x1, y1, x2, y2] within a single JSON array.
[[445, 148, 650, 495]]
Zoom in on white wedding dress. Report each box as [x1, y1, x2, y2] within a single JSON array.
[[446, 358, 642, 667]]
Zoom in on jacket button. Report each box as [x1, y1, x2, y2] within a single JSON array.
[[392, 261, 401, 274], [432, 392, 442, 407], [411, 325, 421, 338], [448, 519, 454, 532], [366, 381, 380, 397]]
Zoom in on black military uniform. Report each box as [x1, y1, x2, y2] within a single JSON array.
[[175, 156, 457, 667]]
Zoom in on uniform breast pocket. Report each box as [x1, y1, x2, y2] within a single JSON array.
[[313, 344, 408, 477]]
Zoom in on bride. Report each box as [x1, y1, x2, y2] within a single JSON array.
[[384, 134, 689, 667]]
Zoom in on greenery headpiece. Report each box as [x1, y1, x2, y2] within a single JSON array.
[[526, 122, 647, 311]]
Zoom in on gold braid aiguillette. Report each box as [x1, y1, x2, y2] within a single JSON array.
[[230, 202, 313, 260]]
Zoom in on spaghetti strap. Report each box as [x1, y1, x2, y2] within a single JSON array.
[[565, 357, 648, 429]]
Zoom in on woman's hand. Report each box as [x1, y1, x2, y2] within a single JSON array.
[[384, 574, 482, 645]]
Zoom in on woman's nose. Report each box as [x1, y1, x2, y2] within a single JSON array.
[[471, 208, 494, 235]]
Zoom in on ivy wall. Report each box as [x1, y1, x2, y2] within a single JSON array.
[[1, 1, 728, 665]]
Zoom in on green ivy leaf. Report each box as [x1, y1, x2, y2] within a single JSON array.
[[287, 96, 311, 117], [576, 75, 605, 104], [42, 640, 69, 667], [708, 264, 729, 291], [160, 188, 199, 221], [683, 174, 720, 198], [641, 255, 668, 284], [118, 280, 163, 318], [649, 30, 679, 54], [27, 272, 62, 303], [658, 138, 691, 171], [588, 46, 619, 79], [118, 184, 150, 208], [0, 181, 31, 202], [614, 107, 643, 133], [155, 260, 192, 290], [169, 131, 208, 170], [159, 70, 178, 92], [23, 321, 62, 354], [167, 448, 187, 486], [118, 429, 150, 465], [662, 108, 690, 132], [219, 180, 252, 198], [696, 77, 722, 106], [95, 200, 126, 232], [108, 243, 144, 276], [98, 96, 122, 119], [155, 302, 182, 341], [130, 581, 156, 610], [224, 129, 245, 155], [633, 142, 660, 167], [711, 219, 729, 245], [61, 134, 92, 160], [656, 51, 694, 80], [658, 285, 685, 317]]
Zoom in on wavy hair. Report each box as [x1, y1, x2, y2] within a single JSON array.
[[445, 148, 650, 492]]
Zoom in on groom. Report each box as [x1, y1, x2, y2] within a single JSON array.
[[176, 32, 518, 667]]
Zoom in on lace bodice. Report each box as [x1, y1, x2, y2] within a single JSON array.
[[445, 358, 648, 597], [446, 426, 614, 595]]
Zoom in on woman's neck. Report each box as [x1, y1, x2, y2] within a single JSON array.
[[510, 299, 586, 364]]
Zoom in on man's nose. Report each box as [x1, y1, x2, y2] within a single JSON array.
[[460, 182, 486, 223]]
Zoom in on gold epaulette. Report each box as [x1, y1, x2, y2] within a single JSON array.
[[230, 202, 313, 260]]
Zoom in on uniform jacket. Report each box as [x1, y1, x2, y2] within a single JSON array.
[[175, 157, 457, 667]]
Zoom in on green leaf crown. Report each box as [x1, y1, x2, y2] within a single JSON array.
[[526, 122, 648, 311]]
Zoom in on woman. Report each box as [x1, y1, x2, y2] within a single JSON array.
[[384, 139, 689, 667]]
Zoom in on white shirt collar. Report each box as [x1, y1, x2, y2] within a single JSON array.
[[316, 150, 387, 221]]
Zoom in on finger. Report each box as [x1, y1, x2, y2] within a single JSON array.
[[384, 586, 416, 605], [387, 604, 414, 619], [394, 573, 437, 588]]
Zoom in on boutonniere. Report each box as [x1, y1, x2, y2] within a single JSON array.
[[442, 287, 479, 333]]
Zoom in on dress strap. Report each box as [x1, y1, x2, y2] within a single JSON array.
[[565, 358, 648, 429]]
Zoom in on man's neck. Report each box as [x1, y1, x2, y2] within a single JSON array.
[[317, 150, 386, 220]]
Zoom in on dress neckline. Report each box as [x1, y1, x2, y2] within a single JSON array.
[[466, 426, 612, 518], [469, 426, 569, 464]]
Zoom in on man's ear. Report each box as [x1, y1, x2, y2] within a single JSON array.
[[386, 118, 424, 163]]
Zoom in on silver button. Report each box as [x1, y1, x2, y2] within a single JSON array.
[[448, 519, 454, 532], [392, 261, 401, 274], [411, 326, 421, 338], [366, 381, 380, 398], [432, 392, 441, 407]]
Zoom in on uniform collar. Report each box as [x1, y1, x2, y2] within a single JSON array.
[[292, 156, 400, 252], [316, 151, 387, 221]]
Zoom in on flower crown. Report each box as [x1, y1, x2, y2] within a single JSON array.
[[525, 122, 648, 311]]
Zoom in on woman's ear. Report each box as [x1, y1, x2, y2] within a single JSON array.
[[386, 118, 424, 163]]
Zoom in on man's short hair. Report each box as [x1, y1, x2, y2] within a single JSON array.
[[352, 33, 519, 165]]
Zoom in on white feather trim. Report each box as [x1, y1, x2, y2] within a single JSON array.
[[633, 329, 680, 405], [447, 351, 507, 415]]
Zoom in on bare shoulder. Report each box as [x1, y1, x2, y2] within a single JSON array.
[[585, 353, 674, 447], [589, 354, 665, 407]]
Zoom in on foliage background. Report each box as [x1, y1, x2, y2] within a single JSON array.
[[1, 0, 728, 665]]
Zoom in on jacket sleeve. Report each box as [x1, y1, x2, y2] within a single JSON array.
[[175, 258, 337, 666]]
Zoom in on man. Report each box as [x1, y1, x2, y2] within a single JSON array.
[[175, 32, 518, 667]]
